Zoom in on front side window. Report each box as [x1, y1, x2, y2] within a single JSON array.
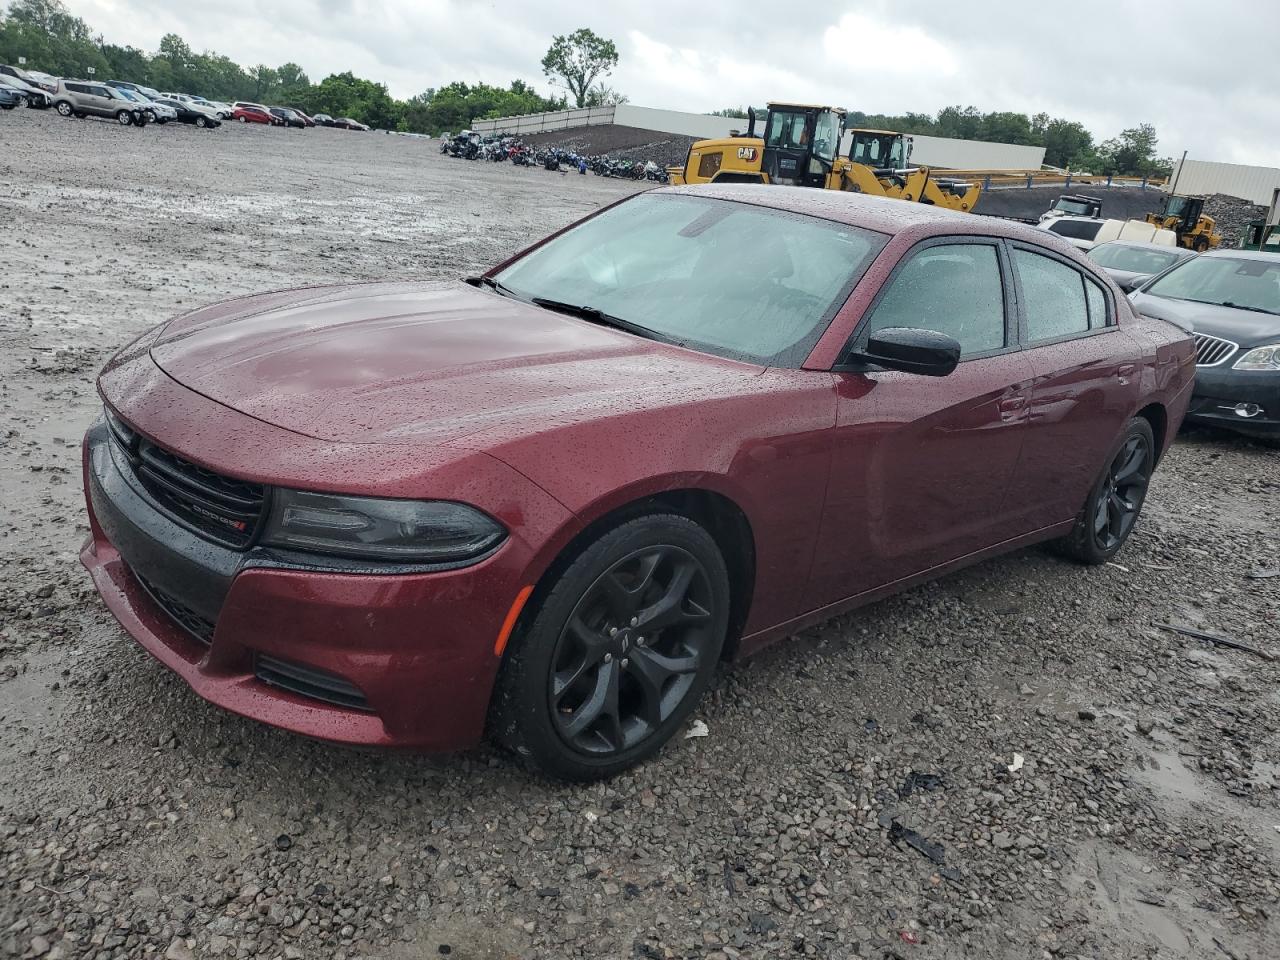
[[1014, 249, 1090, 341], [494, 194, 885, 367], [811, 111, 839, 164], [860, 243, 1006, 357], [1146, 256, 1280, 315]]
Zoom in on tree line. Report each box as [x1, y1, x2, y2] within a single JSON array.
[[4, 0, 1173, 174]]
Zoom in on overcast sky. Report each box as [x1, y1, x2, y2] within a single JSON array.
[[61, 0, 1280, 166]]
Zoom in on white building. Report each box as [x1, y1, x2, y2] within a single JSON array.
[[472, 104, 1045, 171], [1166, 159, 1280, 206]]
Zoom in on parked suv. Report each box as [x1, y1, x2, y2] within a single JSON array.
[[53, 80, 148, 125]]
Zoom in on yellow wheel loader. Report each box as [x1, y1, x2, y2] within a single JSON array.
[[1145, 195, 1222, 251], [667, 103, 981, 213]]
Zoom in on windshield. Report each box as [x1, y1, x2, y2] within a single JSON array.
[[1088, 244, 1182, 274], [1146, 256, 1280, 314], [850, 134, 904, 168], [1053, 199, 1096, 216], [493, 194, 885, 366]]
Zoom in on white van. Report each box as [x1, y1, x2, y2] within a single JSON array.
[[1037, 216, 1177, 251]]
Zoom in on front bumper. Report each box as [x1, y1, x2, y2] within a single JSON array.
[[1188, 366, 1280, 437], [80, 420, 526, 750]]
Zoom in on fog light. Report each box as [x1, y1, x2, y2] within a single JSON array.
[[1230, 403, 1263, 418]]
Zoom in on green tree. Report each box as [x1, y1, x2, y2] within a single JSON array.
[[585, 82, 626, 106], [709, 106, 747, 119], [541, 28, 619, 108], [1097, 123, 1171, 177]]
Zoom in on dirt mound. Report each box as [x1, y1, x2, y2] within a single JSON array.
[[521, 124, 696, 167], [1203, 194, 1267, 245]]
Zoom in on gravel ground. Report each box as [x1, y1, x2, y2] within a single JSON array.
[[1, 108, 1278, 960]]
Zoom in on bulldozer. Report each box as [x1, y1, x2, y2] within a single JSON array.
[[667, 102, 981, 213], [1145, 195, 1222, 251]]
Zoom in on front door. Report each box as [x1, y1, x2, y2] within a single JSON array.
[[804, 238, 1034, 610]]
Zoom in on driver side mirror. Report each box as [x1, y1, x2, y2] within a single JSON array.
[[847, 327, 961, 377]]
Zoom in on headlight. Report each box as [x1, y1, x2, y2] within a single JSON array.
[[262, 490, 505, 563], [1232, 344, 1280, 371]]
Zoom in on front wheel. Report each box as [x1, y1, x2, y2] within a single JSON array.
[[115, 110, 133, 126], [55, 100, 73, 117], [1053, 417, 1155, 565], [195, 116, 207, 128], [492, 514, 730, 781]]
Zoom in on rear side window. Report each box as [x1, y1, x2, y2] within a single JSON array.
[[862, 243, 1006, 356], [1014, 249, 1089, 342], [66, 82, 87, 94], [1048, 220, 1102, 241], [1085, 278, 1109, 328]]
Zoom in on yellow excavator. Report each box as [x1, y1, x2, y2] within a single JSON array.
[[1145, 195, 1222, 251], [668, 102, 981, 213]]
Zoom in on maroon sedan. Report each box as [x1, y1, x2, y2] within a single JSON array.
[[81, 187, 1195, 780]]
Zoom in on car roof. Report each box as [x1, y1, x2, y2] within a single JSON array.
[[658, 183, 1060, 245]]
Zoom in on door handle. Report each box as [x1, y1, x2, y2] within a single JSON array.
[[1117, 364, 1136, 383]]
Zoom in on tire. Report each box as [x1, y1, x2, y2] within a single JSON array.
[[55, 100, 73, 117], [145, 110, 156, 123], [238, 115, 247, 122], [1053, 417, 1155, 565], [492, 514, 730, 781], [115, 110, 133, 126], [195, 116, 207, 128]]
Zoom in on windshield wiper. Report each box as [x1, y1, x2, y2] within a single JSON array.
[[530, 297, 678, 345], [476, 275, 519, 298], [1218, 300, 1280, 316]]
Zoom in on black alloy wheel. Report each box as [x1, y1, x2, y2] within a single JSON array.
[[550, 545, 715, 756], [1054, 417, 1155, 564], [492, 514, 730, 781], [1093, 433, 1151, 552]]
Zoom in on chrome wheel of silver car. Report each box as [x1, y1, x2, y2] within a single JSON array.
[[115, 110, 132, 126], [55, 100, 72, 117]]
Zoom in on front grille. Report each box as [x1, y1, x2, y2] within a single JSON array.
[[1193, 332, 1238, 367], [255, 655, 371, 711], [131, 567, 215, 645], [133, 439, 267, 548]]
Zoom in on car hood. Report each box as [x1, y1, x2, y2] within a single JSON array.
[[1130, 292, 1280, 345], [149, 281, 755, 446]]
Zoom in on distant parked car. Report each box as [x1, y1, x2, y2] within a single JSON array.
[[202, 100, 233, 119], [0, 72, 50, 108], [1087, 241, 1197, 292], [1, 64, 55, 95], [1130, 250, 1280, 440], [1038, 216, 1177, 252], [311, 113, 334, 126], [111, 87, 176, 124], [232, 102, 275, 125], [289, 108, 316, 127], [269, 106, 306, 128], [155, 98, 221, 128], [0, 85, 20, 110], [333, 117, 368, 131], [106, 80, 164, 101], [52, 80, 149, 126]]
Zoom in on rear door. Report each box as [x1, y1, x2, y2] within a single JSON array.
[[1005, 244, 1143, 528], [804, 237, 1035, 610]]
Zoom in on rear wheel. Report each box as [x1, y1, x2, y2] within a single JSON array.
[[492, 514, 730, 781], [195, 115, 207, 128], [1053, 417, 1155, 564]]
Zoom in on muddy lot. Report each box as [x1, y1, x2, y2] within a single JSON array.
[[1, 109, 1278, 960]]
